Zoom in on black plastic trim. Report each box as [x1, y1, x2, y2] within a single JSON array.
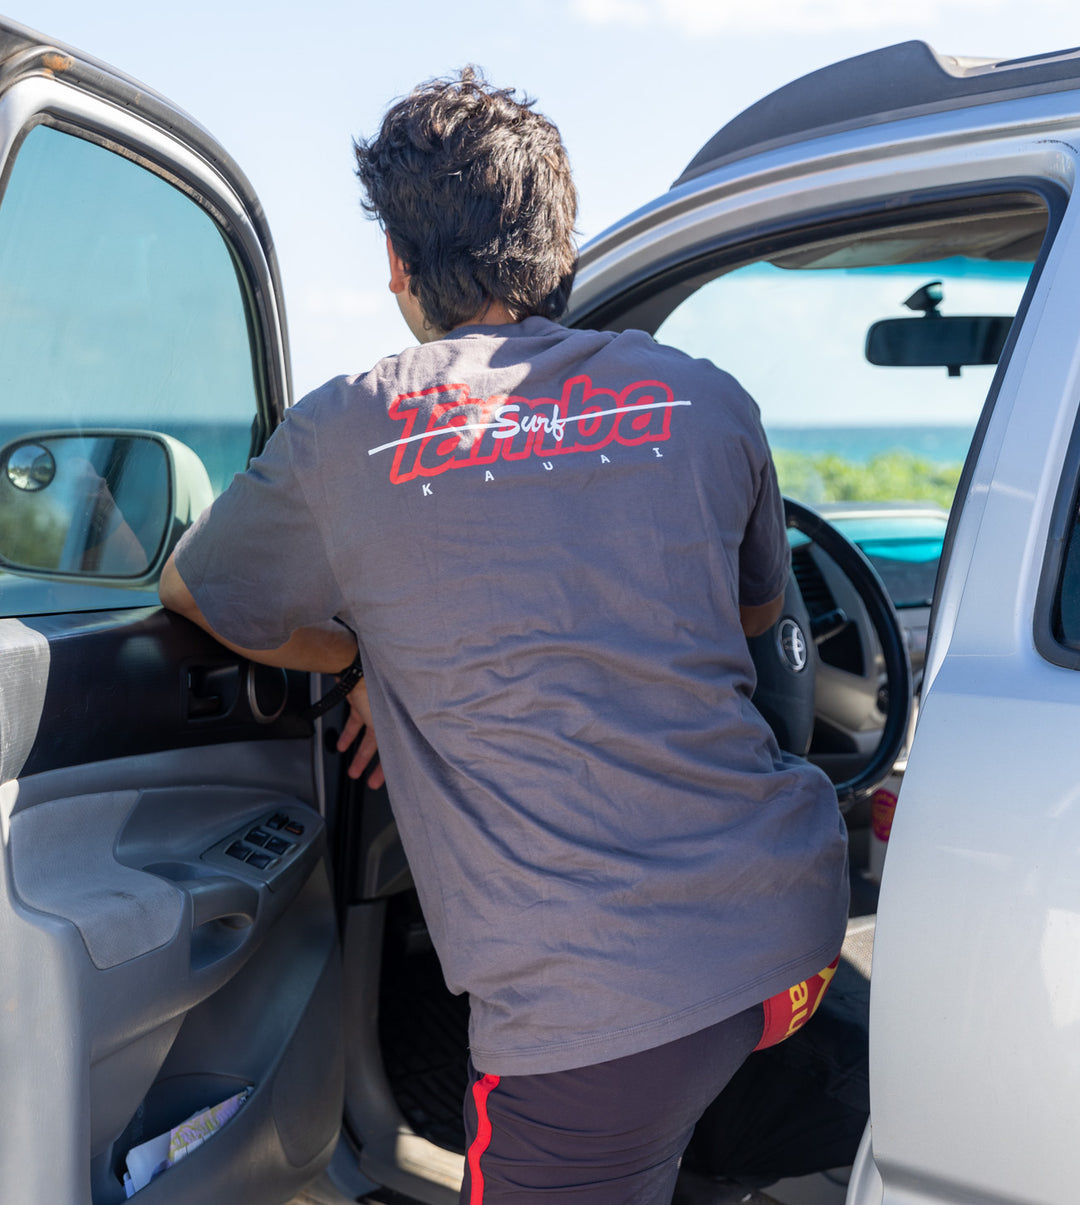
[[19, 607, 312, 776], [1035, 411, 1080, 670], [677, 40, 1080, 186]]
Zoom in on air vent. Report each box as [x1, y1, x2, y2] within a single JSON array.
[[791, 546, 865, 676], [791, 546, 834, 616]]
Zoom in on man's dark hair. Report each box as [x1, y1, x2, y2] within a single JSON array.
[[354, 68, 577, 333]]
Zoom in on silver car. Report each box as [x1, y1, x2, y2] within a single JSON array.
[[0, 22, 1075, 1205]]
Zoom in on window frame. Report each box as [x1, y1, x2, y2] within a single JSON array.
[[0, 112, 275, 459], [0, 72, 291, 617], [0, 71, 291, 437], [569, 179, 1067, 657]]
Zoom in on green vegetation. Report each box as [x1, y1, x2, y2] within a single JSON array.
[[774, 448, 962, 510], [0, 495, 67, 569]]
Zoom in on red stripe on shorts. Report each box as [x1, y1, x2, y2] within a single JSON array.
[[467, 1072, 501, 1204]]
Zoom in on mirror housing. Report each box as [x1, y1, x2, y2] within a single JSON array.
[[865, 314, 1012, 375], [0, 430, 213, 583]]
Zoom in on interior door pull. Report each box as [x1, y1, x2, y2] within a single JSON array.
[[182, 875, 258, 928], [185, 663, 241, 720]]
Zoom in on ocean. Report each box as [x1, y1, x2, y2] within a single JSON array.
[[767, 425, 971, 465]]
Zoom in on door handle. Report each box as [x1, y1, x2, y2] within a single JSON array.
[[180, 874, 258, 928], [173, 874, 261, 974], [185, 663, 241, 720]]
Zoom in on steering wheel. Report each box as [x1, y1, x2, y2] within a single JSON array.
[[749, 498, 912, 809]]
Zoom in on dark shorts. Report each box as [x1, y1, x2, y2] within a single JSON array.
[[459, 1004, 764, 1205]]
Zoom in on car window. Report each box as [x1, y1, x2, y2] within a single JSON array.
[[653, 206, 1047, 627], [0, 123, 259, 616], [657, 256, 1031, 513]]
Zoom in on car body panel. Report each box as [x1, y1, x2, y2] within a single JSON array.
[[5, 19, 1080, 1205], [869, 174, 1080, 1205], [0, 20, 342, 1205], [564, 45, 1080, 1205]]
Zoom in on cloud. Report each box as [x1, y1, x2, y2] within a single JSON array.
[[569, 0, 1037, 36]]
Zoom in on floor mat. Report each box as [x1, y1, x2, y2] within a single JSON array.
[[378, 910, 470, 1152]]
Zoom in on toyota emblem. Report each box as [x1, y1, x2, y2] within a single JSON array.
[[777, 618, 808, 673]]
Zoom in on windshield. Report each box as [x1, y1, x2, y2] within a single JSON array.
[[652, 203, 1046, 616], [657, 256, 1031, 514]]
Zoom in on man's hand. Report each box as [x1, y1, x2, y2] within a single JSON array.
[[337, 677, 385, 787]]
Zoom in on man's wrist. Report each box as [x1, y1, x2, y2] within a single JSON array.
[[334, 650, 365, 688], [306, 650, 364, 719]]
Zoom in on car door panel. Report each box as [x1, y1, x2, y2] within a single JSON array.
[[15, 610, 311, 774], [2, 729, 342, 1204], [866, 177, 1080, 1205], [0, 24, 343, 1205]]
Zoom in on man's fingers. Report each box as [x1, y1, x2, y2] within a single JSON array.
[[348, 727, 384, 786], [336, 678, 384, 787], [337, 710, 364, 753]]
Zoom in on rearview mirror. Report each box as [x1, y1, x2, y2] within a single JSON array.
[[0, 430, 213, 581], [865, 315, 1012, 375]]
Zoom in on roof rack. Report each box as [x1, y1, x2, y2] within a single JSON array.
[[676, 40, 1080, 186]]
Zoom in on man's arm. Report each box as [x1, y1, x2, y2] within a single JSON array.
[[740, 592, 784, 638], [160, 552, 355, 671], [159, 553, 383, 784]]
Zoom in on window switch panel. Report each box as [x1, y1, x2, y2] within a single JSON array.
[[202, 802, 318, 884]]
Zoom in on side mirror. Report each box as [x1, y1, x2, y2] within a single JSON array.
[[865, 315, 1012, 376], [0, 430, 213, 582]]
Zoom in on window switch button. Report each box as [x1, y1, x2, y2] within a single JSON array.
[[247, 851, 276, 870], [265, 836, 291, 856], [246, 828, 270, 846], [226, 842, 250, 861]]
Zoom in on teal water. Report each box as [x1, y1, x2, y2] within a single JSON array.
[[768, 424, 971, 465]]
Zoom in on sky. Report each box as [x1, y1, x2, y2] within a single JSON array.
[[13, 1, 1080, 397]]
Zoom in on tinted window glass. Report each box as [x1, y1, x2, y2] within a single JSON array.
[[0, 124, 259, 615], [1056, 517, 1080, 648]]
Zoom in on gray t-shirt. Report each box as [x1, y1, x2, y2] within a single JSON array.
[[176, 317, 849, 1076]]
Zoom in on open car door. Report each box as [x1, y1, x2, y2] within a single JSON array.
[[0, 20, 342, 1204]]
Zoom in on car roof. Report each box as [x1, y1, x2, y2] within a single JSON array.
[[677, 40, 1080, 186]]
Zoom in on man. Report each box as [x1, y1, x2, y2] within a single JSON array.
[[160, 69, 849, 1204]]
